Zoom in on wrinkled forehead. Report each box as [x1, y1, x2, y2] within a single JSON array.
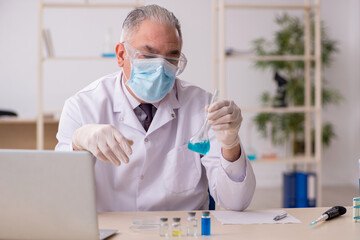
[[127, 19, 182, 53]]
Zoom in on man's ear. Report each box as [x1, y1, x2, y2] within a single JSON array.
[[116, 43, 126, 68]]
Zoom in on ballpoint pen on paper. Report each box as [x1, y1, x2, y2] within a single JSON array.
[[273, 212, 288, 221]]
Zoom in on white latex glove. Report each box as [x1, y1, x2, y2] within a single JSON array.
[[72, 124, 133, 166], [206, 100, 242, 149]]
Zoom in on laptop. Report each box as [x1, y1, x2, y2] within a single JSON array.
[[0, 150, 117, 240]]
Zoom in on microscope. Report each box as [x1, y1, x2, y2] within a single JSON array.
[[273, 72, 288, 107]]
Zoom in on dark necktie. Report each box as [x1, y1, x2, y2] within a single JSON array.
[[139, 104, 154, 132]]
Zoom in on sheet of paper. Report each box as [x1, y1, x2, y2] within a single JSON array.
[[211, 210, 301, 224]]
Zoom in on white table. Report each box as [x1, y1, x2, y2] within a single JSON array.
[[98, 207, 358, 240]]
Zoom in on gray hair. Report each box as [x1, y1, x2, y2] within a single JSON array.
[[120, 4, 182, 45]]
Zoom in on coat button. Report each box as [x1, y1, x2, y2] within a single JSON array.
[[140, 175, 144, 180], [119, 117, 124, 122], [144, 138, 148, 142]]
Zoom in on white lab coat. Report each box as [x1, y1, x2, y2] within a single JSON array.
[[56, 71, 256, 212]]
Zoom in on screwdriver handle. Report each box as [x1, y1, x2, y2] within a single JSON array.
[[323, 206, 347, 220]]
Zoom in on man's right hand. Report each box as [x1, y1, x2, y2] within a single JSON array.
[[72, 124, 133, 166]]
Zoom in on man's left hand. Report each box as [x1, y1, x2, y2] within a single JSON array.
[[206, 100, 242, 150]]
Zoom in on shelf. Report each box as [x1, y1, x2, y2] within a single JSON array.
[[43, 56, 116, 61], [223, 4, 318, 10], [251, 156, 318, 164], [241, 106, 318, 114], [213, 0, 323, 206], [224, 55, 315, 61], [37, 0, 141, 150], [0, 118, 58, 150], [0, 117, 59, 124], [43, 3, 139, 9]]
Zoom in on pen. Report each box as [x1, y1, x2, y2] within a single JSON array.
[[273, 212, 287, 221], [309, 206, 347, 226]]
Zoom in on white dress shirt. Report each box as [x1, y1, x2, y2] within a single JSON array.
[[55, 71, 256, 212]]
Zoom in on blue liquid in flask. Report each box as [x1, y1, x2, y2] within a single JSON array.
[[188, 140, 210, 155], [247, 154, 257, 161], [188, 89, 218, 155]]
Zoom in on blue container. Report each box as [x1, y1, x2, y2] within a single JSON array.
[[201, 211, 211, 236], [295, 172, 308, 208]]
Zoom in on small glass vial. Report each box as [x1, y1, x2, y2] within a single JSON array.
[[186, 212, 198, 236], [358, 159, 360, 195], [201, 211, 211, 236], [159, 217, 169, 237], [353, 197, 360, 222], [172, 217, 182, 237]]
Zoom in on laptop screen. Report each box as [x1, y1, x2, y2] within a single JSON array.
[[0, 150, 99, 240]]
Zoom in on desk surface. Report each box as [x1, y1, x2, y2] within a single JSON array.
[[99, 207, 358, 240]]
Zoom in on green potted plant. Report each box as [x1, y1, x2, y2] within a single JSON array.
[[252, 13, 342, 155]]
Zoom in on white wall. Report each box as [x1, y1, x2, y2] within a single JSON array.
[[321, 0, 360, 187], [0, 0, 359, 188], [0, 0, 38, 117]]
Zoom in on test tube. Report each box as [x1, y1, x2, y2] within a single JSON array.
[[358, 159, 360, 194], [353, 197, 360, 222]]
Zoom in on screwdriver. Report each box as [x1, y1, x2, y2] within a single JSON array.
[[309, 206, 347, 226]]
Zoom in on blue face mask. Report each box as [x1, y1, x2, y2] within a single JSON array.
[[125, 58, 178, 103]]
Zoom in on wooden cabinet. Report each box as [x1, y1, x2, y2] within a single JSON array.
[[0, 119, 58, 149]]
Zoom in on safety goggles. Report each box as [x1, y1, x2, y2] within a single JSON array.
[[123, 42, 187, 76]]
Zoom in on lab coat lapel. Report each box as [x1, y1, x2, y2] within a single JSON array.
[[147, 84, 181, 135], [113, 72, 145, 133], [121, 107, 146, 134]]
